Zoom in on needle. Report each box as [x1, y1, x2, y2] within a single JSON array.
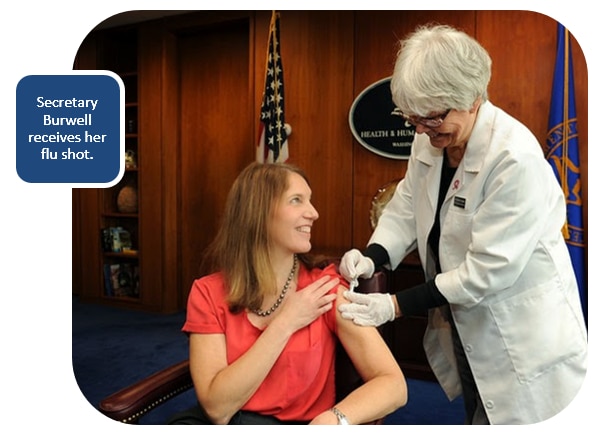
[[348, 277, 359, 294]]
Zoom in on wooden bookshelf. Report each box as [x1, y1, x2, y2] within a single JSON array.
[[72, 25, 169, 311]]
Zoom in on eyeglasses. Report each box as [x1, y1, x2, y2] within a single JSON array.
[[396, 109, 451, 128]]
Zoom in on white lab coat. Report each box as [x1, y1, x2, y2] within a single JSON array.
[[369, 101, 587, 424]]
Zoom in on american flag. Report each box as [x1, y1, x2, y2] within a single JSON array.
[[257, 11, 289, 163]]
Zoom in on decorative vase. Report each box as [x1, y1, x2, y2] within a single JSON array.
[[117, 185, 138, 213]]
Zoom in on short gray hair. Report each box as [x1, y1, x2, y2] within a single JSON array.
[[390, 24, 492, 116]]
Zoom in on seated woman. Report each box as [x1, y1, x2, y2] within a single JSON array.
[[170, 162, 407, 425]]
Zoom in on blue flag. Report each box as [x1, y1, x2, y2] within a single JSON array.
[[545, 23, 586, 321]]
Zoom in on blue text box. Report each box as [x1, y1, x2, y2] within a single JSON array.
[[16, 72, 124, 186]]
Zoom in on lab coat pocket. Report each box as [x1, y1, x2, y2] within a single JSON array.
[[441, 208, 474, 264], [489, 280, 584, 384]]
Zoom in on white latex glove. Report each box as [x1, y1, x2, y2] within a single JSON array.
[[339, 249, 375, 282], [339, 291, 395, 327]]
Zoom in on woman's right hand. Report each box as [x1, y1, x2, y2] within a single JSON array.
[[276, 276, 339, 332]]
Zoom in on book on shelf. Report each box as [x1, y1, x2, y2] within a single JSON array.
[[118, 228, 133, 251], [103, 262, 140, 298], [101, 228, 113, 252], [132, 264, 140, 297], [101, 226, 134, 253], [103, 263, 114, 296]]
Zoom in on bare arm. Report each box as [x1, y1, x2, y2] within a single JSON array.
[[310, 285, 407, 425], [189, 276, 339, 424]]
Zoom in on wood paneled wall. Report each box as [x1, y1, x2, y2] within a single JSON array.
[[73, 10, 588, 310], [263, 10, 588, 256]]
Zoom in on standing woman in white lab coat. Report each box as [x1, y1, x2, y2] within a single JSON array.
[[338, 24, 587, 425]]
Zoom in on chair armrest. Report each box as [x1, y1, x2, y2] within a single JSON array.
[[98, 359, 193, 423]]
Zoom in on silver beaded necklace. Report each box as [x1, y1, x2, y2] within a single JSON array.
[[252, 254, 298, 317]]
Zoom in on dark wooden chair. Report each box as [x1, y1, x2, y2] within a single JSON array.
[[98, 269, 388, 424]]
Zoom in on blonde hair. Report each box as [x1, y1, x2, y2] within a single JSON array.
[[204, 161, 313, 313]]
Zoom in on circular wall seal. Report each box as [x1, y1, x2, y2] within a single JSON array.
[[349, 77, 415, 160]]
